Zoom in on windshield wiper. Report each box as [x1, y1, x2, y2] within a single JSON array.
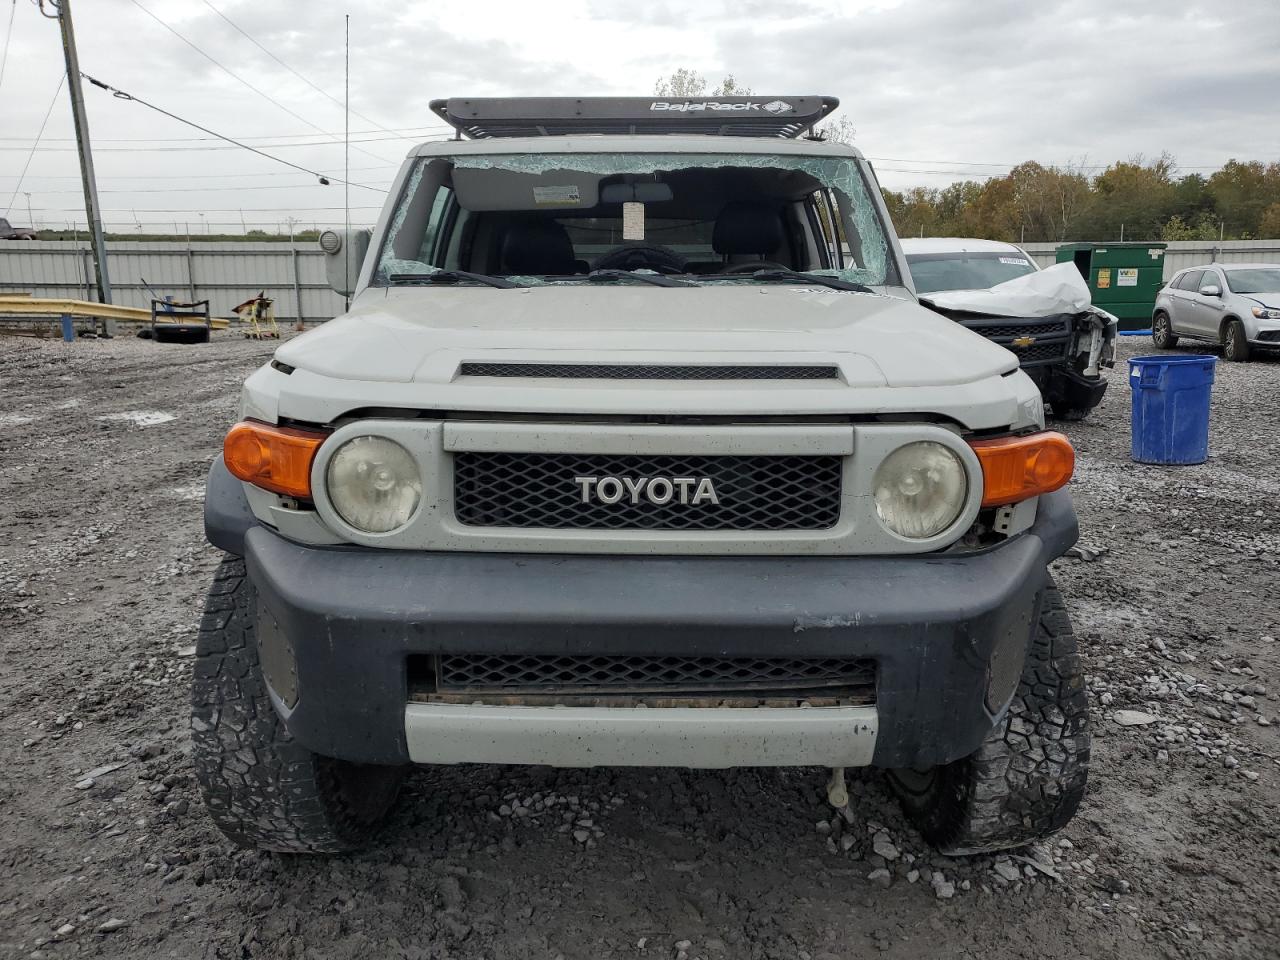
[[585, 269, 696, 288], [738, 269, 874, 293], [389, 270, 522, 289]]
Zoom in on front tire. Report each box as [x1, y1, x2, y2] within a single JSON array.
[[191, 558, 404, 853], [890, 579, 1090, 855], [1152, 311, 1178, 349], [1223, 320, 1251, 362]]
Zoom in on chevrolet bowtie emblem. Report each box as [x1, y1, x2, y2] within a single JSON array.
[[1011, 336, 1037, 348]]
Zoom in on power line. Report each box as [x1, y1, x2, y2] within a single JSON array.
[[0, 164, 398, 181], [28, 180, 393, 195], [0, 125, 451, 144], [200, 0, 406, 141], [0, 0, 16, 98], [4, 71, 64, 218], [124, 0, 395, 165], [82, 73, 384, 192], [0, 131, 441, 152]]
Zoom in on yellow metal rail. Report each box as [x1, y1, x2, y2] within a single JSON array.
[[0, 296, 229, 328]]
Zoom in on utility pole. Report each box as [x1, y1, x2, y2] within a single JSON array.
[[54, 0, 113, 333]]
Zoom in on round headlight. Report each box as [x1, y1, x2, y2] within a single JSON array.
[[325, 436, 421, 533], [873, 441, 967, 540]]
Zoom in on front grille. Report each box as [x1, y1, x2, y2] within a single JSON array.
[[1013, 341, 1070, 364], [433, 653, 876, 698], [453, 452, 842, 530], [459, 362, 839, 380], [962, 315, 1072, 367]]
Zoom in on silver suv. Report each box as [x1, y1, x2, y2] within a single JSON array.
[[1153, 262, 1280, 361]]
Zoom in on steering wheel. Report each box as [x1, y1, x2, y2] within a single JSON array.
[[593, 244, 687, 275], [718, 260, 792, 275]]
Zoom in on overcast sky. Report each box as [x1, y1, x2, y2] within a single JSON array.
[[2, 0, 1278, 232]]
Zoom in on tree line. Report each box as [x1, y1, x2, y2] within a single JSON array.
[[881, 156, 1280, 244]]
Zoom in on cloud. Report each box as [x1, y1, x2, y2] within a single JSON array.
[[1, 0, 1277, 229]]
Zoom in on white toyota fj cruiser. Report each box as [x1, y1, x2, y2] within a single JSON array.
[[194, 96, 1090, 855]]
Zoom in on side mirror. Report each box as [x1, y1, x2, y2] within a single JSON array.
[[1199, 284, 1221, 298], [319, 228, 372, 297]]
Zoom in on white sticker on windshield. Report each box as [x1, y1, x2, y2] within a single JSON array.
[[622, 201, 645, 241], [532, 184, 581, 206], [999, 257, 1030, 266]]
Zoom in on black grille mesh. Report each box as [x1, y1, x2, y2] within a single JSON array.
[[436, 653, 876, 695], [459, 362, 839, 380], [1257, 330, 1280, 343], [453, 452, 842, 530], [1012, 342, 1070, 364], [964, 318, 1069, 339]]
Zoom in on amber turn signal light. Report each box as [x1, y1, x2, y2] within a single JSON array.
[[969, 431, 1075, 507], [223, 420, 328, 499]]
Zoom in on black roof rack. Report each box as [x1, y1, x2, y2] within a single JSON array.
[[429, 96, 840, 140]]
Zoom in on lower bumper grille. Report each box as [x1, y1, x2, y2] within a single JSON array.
[[417, 653, 876, 704], [453, 452, 842, 531]]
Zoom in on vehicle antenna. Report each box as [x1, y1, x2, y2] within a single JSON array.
[[344, 13, 351, 311]]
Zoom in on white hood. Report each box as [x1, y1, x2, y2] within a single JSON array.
[[276, 284, 1017, 388], [921, 262, 1093, 317]]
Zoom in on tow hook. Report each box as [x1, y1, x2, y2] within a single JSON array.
[[826, 767, 855, 823]]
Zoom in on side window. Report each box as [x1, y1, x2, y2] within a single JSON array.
[[807, 190, 843, 269], [1199, 269, 1220, 291], [417, 186, 455, 267], [1176, 270, 1203, 292]]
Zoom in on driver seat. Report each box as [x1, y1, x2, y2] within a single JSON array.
[[712, 201, 786, 267], [500, 219, 579, 276]]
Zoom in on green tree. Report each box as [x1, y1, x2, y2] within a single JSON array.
[[1206, 160, 1280, 238], [1259, 202, 1280, 239], [1076, 154, 1177, 241]]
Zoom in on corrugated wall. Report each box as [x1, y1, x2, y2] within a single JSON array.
[[1020, 240, 1280, 278], [0, 241, 346, 323]]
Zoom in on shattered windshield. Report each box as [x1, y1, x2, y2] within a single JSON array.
[[905, 252, 1038, 294], [372, 152, 896, 287]]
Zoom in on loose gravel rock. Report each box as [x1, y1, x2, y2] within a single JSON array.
[[0, 334, 1277, 959]]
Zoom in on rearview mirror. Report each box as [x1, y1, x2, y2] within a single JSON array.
[[1199, 284, 1221, 298], [319, 228, 372, 297]]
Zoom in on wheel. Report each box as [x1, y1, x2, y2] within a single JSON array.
[[1223, 320, 1251, 362], [1152, 311, 1178, 349], [191, 557, 404, 852], [890, 579, 1090, 855]]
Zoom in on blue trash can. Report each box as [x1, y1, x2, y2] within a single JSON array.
[[1127, 355, 1216, 465]]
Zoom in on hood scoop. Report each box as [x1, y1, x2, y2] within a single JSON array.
[[458, 362, 841, 381]]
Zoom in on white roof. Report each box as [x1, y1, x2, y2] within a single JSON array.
[[900, 238, 1027, 255]]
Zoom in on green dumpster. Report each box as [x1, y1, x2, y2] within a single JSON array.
[[1055, 242, 1167, 332]]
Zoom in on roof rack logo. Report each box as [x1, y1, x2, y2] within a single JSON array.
[[650, 100, 775, 113], [762, 100, 793, 114]]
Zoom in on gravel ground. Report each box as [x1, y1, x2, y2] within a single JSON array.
[[0, 333, 1277, 960]]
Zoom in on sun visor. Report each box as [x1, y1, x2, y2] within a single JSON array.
[[921, 262, 1094, 317], [451, 167, 601, 211]]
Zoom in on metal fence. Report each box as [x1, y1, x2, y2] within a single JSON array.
[[1021, 239, 1280, 278], [4, 239, 1278, 324], [0, 240, 346, 323]]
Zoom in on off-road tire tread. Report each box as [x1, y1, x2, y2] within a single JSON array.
[[191, 557, 402, 853], [892, 580, 1091, 855]]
